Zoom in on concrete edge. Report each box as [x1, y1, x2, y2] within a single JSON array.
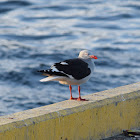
[[0, 82, 140, 140]]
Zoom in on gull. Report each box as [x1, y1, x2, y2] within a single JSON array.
[[38, 50, 97, 101]]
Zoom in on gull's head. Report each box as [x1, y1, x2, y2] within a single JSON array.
[[78, 50, 98, 59]]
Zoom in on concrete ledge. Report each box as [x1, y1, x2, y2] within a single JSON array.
[[0, 82, 140, 140]]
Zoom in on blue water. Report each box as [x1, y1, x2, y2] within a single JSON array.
[[0, 0, 140, 116]]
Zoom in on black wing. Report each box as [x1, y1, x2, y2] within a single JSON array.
[[52, 58, 91, 80]]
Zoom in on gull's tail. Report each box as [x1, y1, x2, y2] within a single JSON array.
[[39, 76, 61, 82], [38, 69, 68, 83]]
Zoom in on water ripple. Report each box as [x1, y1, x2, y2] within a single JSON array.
[[0, 0, 31, 14], [0, 0, 140, 115]]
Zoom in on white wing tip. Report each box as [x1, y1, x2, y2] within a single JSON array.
[[60, 62, 68, 65]]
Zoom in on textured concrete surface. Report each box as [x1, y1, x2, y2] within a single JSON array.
[[0, 82, 140, 140]]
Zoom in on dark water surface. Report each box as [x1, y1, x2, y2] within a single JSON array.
[[0, 0, 140, 115]]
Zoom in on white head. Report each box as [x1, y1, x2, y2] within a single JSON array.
[[78, 50, 97, 60]]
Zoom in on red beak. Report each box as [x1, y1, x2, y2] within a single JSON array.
[[90, 55, 98, 59]]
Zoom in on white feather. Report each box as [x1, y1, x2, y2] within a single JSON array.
[[60, 62, 68, 65], [40, 76, 60, 82], [51, 67, 59, 72]]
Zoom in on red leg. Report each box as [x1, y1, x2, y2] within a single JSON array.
[[77, 86, 88, 101], [69, 85, 77, 100]]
